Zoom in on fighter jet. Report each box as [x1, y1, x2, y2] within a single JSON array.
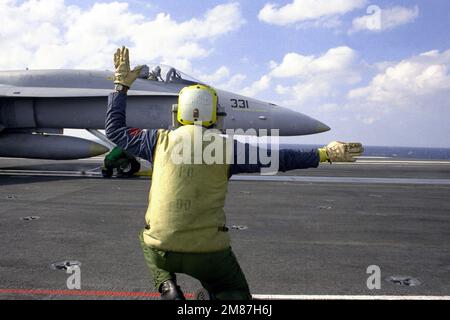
[[0, 65, 330, 174]]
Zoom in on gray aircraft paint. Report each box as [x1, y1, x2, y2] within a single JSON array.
[[0, 68, 330, 159]]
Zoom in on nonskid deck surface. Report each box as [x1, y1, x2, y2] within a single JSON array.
[[0, 158, 449, 299]]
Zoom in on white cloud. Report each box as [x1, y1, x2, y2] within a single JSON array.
[[351, 5, 419, 33], [192, 66, 247, 92], [196, 66, 230, 84], [317, 103, 339, 112], [275, 84, 289, 95], [219, 73, 247, 92], [0, 1, 244, 70], [258, 0, 366, 27], [290, 80, 332, 104], [344, 49, 450, 135], [348, 49, 450, 109], [226, 46, 450, 148], [268, 46, 362, 105], [210, 47, 364, 122], [270, 46, 358, 79], [263, 48, 450, 145], [240, 75, 271, 97], [130, 2, 245, 68]]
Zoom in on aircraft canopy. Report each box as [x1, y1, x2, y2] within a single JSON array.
[[140, 64, 204, 85]]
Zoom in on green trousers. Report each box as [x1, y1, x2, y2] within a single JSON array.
[[139, 231, 251, 300]]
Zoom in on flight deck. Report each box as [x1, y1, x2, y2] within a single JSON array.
[[0, 157, 449, 299]]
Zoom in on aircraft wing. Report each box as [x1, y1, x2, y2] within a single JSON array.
[[0, 85, 178, 98]]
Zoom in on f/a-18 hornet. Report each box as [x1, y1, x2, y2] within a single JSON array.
[[0, 65, 330, 175]]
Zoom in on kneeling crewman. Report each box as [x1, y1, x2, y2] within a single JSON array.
[[105, 47, 363, 300]]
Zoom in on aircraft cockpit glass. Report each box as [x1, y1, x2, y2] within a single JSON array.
[[138, 64, 203, 85]]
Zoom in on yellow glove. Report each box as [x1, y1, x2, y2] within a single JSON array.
[[319, 141, 364, 163], [113, 46, 143, 88]]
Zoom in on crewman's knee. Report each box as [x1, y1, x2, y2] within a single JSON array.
[[138, 231, 173, 290]]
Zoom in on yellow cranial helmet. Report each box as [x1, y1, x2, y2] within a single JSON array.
[[177, 84, 218, 126]]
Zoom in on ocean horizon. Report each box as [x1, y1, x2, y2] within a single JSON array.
[[280, 144, 450, 160]]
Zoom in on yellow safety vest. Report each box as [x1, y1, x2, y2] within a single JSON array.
[[142, 125, 231, 253]]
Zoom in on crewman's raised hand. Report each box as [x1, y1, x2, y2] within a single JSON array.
[[113, 46, 143, 88]]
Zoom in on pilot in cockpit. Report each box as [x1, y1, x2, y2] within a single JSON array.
[[144, 65, 183, 83], [147, 65, 163, 81]]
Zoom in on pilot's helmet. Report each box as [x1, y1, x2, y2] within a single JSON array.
[[151, 66, 161, 77], [177, 84, 218, 127]]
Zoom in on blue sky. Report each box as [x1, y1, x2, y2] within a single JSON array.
[[1, 0, 449, 147]]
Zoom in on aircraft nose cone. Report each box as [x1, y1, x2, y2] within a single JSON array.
[[316, 121, 331, 133], [272, 106, 331, 136]]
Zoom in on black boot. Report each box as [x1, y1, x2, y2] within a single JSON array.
[[159, 279, 186, 300]]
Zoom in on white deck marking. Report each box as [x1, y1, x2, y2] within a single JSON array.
[[232, 175, 450, 185], [334, 160, 450, 165], [252, 294, 450, 300]]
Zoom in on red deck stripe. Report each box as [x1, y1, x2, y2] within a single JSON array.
[[0, 288, 194, 298]]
